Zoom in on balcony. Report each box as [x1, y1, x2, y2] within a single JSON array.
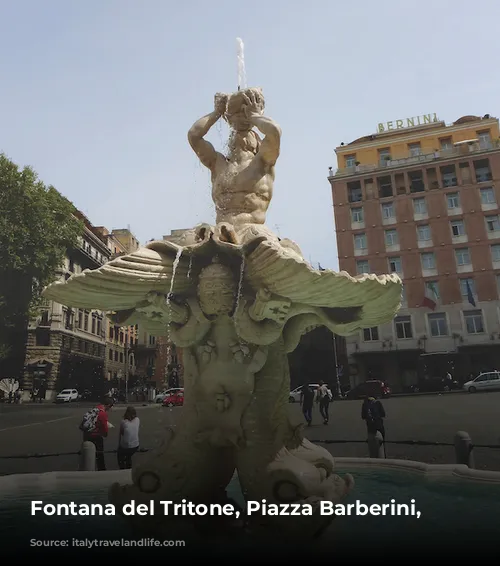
[[331, 140, 500, 178]]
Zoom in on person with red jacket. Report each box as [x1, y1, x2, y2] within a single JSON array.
[[82, 398, 113, 470]]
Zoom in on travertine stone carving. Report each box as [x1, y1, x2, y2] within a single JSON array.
[[43, 87, 402, 537]]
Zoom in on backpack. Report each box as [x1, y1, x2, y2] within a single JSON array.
[[366, 399, 380, 422], [327, 388, 333, 401], [79, 407, 100, 433]]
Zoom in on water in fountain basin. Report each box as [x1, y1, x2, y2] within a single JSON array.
[[236, 37, 247, 90]]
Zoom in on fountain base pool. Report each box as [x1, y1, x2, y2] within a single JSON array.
[[2, 458, 500, 558]]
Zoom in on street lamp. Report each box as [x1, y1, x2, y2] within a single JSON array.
[[124, 334, 129, 403]]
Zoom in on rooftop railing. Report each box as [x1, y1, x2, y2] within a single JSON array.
[[331, 140, 500, 178]]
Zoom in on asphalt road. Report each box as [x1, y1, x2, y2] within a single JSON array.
[[0, 392, 499, 475]]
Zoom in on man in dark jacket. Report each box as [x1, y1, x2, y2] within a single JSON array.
[[361, 396, 386, 439], [300, 384, 315, 426]]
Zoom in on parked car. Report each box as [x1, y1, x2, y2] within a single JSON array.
[[463, 371, 500, 393], [346, 380, 391, 400], [155, 388, 182, 403], [55, 389, 79, 403], [79, 389, 94, 401], [288, 384, 320, 403], [162, 389, 184, 407]]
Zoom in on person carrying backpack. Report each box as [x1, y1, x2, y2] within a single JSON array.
[[361, 396, 386, 439], [79, 397, 113, 470]]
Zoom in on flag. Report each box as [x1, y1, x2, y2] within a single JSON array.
[[422, 283, 438, 310], [466, 280, 476, 307]]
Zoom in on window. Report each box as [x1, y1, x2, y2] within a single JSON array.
[[84, 312, 89, 331], [354, 233, 367, 250], [114, 350, 118, 361], [417, 224, 431, 241], [441, 165, 457, 187], [421, 252, 435, 270], [408, 170, 425, 193], [425, 280, 440, 299], [478, 131, 491, 149], [447, 193, 460, 209], [109, 349, 113, 361], [440, 138, 453, 150], [120, 352, 124, 363], [451, 220, 465, 237], [480, 187, 496, 205], [351, 207, 363, 223], [491, 244, 500, 262], [378, 148, 390, 163], [378, 176, 393, 198], [428, 313, 449, 337], [464, 310, 485, 334], [382, 202, 395, 219], [408, 143, 421, 156], [394, 315, 413, 339], [345, 155, 356, 168], [459, 278, 475, 297], [474, 159, 492, 182], [385, 229, 398, 247], [455, 248, 471, 266], [91, 316, 96, 334], [348, 181, 362, 203], [356, 260, 370, 275], [388, 256, 402, 274], [413, 197, 427, 215], [486, 215, 500, 232], [363, 327, 379, 341], [497, 274, 500, 294]]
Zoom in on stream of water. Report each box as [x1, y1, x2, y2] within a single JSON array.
[[236, 37, 247, 90]]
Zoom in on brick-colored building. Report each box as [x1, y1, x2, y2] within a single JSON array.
[[329, 113, 500, 390]]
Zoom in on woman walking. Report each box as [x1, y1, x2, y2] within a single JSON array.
[[117, 406, 140, 469]]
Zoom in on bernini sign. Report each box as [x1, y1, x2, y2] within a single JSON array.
[[378, 113, 439, 133]]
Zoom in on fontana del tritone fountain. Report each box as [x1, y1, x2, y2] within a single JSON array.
[[42, 83, 403, 538]]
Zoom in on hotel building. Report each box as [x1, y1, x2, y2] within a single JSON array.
[[328, 113, 500, 391]]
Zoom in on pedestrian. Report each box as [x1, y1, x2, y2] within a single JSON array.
[[361, 396, 386, 439], [79, 397, 113, 471], [300, 383, 315, 426], [117, 406, 140, 469], [317, 380, 332, 425]]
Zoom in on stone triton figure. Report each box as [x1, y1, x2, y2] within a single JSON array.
[[184, 87, 302, 255], [42, 86, 403, 539]]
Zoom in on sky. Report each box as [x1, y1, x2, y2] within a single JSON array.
[[1, 0, 499, 270]]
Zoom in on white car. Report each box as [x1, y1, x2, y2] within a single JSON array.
[[289, 384, 320, 403], [155, 388, 182, 403], [463, 371, 500, 393], [55, 389, 79, 403]]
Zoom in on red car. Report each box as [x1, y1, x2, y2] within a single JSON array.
[[162, 389, 184, 407]]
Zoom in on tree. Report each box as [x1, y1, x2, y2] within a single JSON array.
[[0, 153, 83, 378]]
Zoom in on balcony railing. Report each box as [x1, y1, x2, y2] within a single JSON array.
[[331, 140, 500, 178]]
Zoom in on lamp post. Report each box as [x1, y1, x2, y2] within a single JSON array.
[[124, 334, 129, 403]]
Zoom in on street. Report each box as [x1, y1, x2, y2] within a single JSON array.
[[0, 392, 499, 475]]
